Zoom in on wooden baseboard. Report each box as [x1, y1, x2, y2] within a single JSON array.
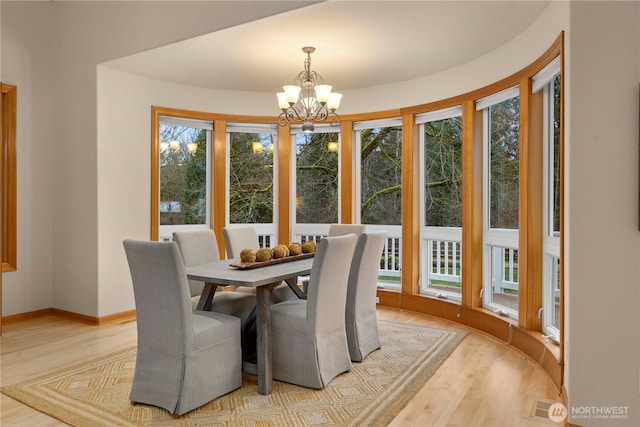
[[95, 310, 136, 325], [2, 308, 136, 326], [377, 289, 563, 392], [1, 308, 55, 324]]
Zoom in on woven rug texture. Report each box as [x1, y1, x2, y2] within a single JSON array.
[[2, 321, 466, 427]]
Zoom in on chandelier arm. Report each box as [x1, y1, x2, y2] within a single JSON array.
[[328, 112, 341, 127], [315, 105, 329, 122]]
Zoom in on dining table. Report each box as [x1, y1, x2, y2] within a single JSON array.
[[186, 256, 314, 395]]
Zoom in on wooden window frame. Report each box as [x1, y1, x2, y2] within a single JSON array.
[[1, 84, 17, 272]]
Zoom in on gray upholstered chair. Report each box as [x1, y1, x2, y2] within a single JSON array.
[[345, 231, 387, 362], [172, 229, 256, 325], [123, 239, 242, 415], [328, 223, 366, 237], [270, 233, 358, 389], [222, 226, 298, 303], [301, 223, 366, 294]]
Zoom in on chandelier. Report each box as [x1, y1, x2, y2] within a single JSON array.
[[276, 47, 342, 133]]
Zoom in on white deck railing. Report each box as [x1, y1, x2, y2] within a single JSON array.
[[293, 224, 401, 285], [160, 224, 518, 298], [426, 239, 462, 284], [491, 246, 519, 293]]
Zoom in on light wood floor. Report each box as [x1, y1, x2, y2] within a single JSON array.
[[0, 307, 561, 426]]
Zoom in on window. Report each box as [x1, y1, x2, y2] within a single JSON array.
[[535, 58, 561, 340], [290, 125, 340, 243], [355, 118, 403, 290], [479, 88, 520, 317], [417, 107, 463, 301], [293, 127, 340, 224], [227, 123, 277, 246], [1, 84, 17, 272], [355, 119, 402, 225], [158, 116, 211, 240]]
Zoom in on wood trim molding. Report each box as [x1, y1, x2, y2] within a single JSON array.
[[558, 32, 566, 369], [1, 83, 17, 272], [0, 83, 2, 331], [462, 101, 484, 308], [150, 106, 160, 240], [340, 108, 402, 123], [519, 78, 544, 330], [213, 121, 227, 255], [401, 113, 420, 295], [1, 308, 136, 326], [277, 124, 291, 244], [339, 120, 354, 223], [2, 308, 55, 324]]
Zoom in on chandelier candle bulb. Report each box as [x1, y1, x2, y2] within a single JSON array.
[[314, 85, 333, 104], [328, 92, 343, 111], [277, 92, 289, 110], [283, 85, 301, 105]]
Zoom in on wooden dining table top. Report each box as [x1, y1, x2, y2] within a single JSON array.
[[186, 257, 314, 287]]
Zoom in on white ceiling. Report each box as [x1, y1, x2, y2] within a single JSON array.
[[104, 1, 550, 93]]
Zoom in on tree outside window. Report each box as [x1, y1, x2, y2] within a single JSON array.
[[159, 124, 207, 225], [360, 126, 402, 225], [424, 117, 463, 227], [489, 97, 520, 229], [229, 131, 274, 224], [295, 132, 339, 224]]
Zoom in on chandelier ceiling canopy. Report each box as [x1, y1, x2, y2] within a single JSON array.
[[276, 47, 342, 133]]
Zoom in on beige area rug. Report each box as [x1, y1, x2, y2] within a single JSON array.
[[2, 321, 466, 426]]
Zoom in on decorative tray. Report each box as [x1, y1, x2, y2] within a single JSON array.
[[229, 252, 315, 270]]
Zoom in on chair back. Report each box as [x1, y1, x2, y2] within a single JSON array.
[[328, 224, 365, 237], [306, 234, 358, 333], [172, 229, 220, 297], [347, 231, 387, 318], [172, 229, 220, 265], [123, 240, 192, 353], [222, 226, 260, 258]]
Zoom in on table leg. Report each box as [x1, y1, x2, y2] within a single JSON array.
[[284, 276, 306, 299], [196, 282, 217, 311], [256, 284, 274, 395]]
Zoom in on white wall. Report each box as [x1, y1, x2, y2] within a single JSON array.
[[341, 1, 569, 114], [1, 2, 55, 315], [566, 2, 640, 425]]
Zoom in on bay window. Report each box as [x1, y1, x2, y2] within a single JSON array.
[[291, 125, 340, 242], [158, 116, 212, 241], [226, 123, 277, 246], [417, 107, 463, 301], [355, 118, 403, 290], [479, 88, 520, 317], [534, 57, 562, 341]]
